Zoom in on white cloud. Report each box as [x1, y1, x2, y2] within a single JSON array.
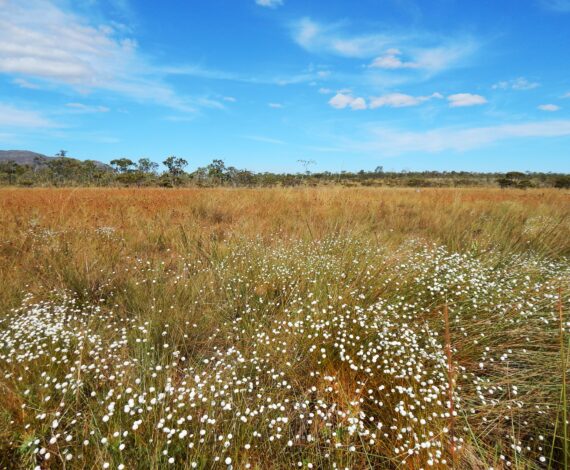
[[329, 94, 353, 109], [255, 0, 283, 8], [66, 102, 110, 113], [510, 78, 540, 90], [318, 87, 332, 94], [0, 0, 198, 112], [292, 18, 395, 58], [268, 102, 283, 108], [412, 45, 476, 73], [492, 77, 540, 90], [562, 92, 570, 98], [447, 93, 487, 107], [370, 49, 418, 69], [0, 103, 56, 128], [0, 1, 135, 84], [349, 97, 367, 110], [358, 120, 570, 155], [293, 18, 323, 50], [223, 96, 237, 102], [370, 92, 442, 108], [328, 93, 367, 110], [292, 18, 477, 73], [538, 103, 561, 111]]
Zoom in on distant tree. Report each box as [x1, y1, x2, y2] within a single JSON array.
[[207, 159, 227, 184], [236, 170, 256, 187], [82, 160, 98, 185], [505, 171, 526, 180], [33, 156, 47, 171], [0, 161, 20, 184], [190, 167, 209, 187], [47, 157, 82, 185], [554, 175, 570, 189], [297, 159, 316, 175], [163, 156, 188, 186], [110, 158, 135, 174], [374, 166, 384, 174], [55, 150, 68, 157], [498, 171, 533, 189], [116, 171, 146, 187], [163, 156, 187, 176], [516, 179, 533, 190], [137, 158, 159, 175], [226, 167, 255, 187], [497, 177, 516, 189]]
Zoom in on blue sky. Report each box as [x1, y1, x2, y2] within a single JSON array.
[[1, 0, 569, 172]]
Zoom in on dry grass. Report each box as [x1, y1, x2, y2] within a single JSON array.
[[0, 187, 568, 469]]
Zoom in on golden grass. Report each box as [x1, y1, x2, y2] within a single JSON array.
[[0, 187, 568, 469], [1, 186, 568, 242], [1, 186, 567, 313]]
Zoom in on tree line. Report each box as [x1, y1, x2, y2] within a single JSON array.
[[0, 153, 569, 188]]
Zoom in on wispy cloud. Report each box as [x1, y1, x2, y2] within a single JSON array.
[[370, 92, 442, 108], [539, 0, 570, 12], [447, 93, 487, 107], [291, 17, 477, 74], [255, 0, 283, 8], [66, 102, 110, 113], [0, 0, 135, 84], [0, 0, 205, 112], [268, 102, 284, 108], [492, 77, 540, 90], [370, 46, 472, 73], [161, 63, 325, 87], [538, 103, 561, 111], [0, 102, 57, 128], [292, 18, 399, 59], [354, 120, 570, 155], [328, 93, 367, 110], [12, 78, 41, 89]]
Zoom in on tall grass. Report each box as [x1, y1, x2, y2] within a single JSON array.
[[559, 288, 568, 470], [0, 187, 568, 469]]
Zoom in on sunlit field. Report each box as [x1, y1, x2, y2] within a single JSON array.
[[0, 187, 568, 469]]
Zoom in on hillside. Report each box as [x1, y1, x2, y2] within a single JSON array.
[[0, 150, 109, 169]]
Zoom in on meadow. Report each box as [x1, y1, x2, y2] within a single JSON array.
[[0, 187, 568, 469]]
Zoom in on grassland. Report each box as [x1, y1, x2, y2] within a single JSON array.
[[0, 187, 569, 469]]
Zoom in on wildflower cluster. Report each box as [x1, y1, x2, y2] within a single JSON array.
[[0, 236, 567, 468]]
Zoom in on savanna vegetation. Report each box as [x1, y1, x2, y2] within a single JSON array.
[[0, 187, 569, 469], [1, 154, 570, 189]]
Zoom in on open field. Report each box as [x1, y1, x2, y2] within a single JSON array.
[[0, 187, 569, 469]]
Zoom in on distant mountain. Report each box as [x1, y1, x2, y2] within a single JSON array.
[[0, 150, 53, 166], [0, 150, 110, 169]]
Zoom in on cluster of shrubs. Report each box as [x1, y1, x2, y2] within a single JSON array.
[[0, 156, 568, 188]]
